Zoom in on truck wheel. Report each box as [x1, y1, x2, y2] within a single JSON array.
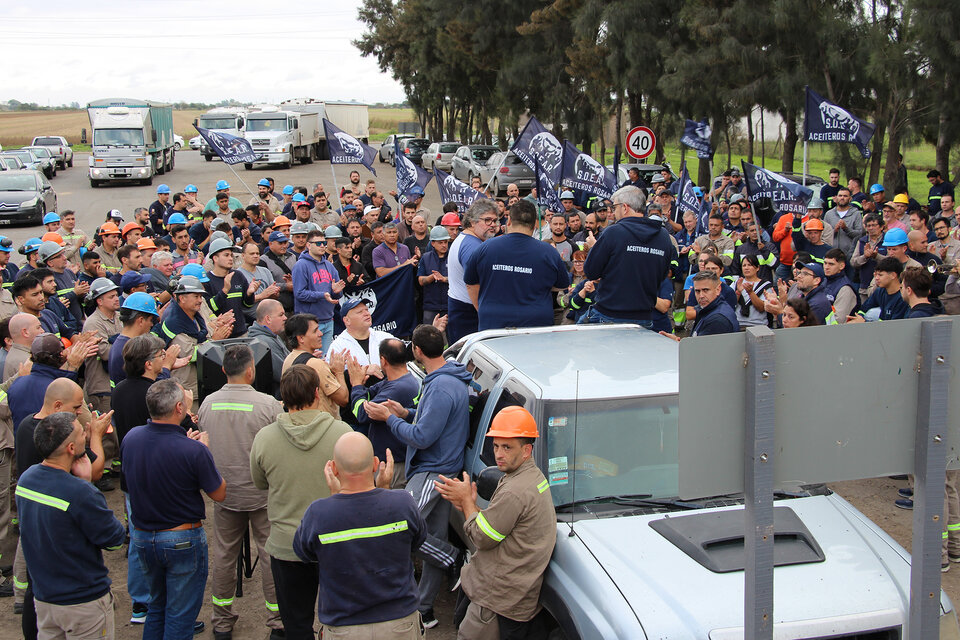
[[89, 179, 100, 188], [67, 157, 73, 168], [243, 163, 253, 170], [170, 152, 175, 171], [303, 148, 314, 164], [204, 155, 213, 162], [143, 176, 153, 186], [156, 155, 165, 176], [280, 161, 291, 170]]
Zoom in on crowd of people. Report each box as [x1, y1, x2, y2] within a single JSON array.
[[0, 161, 955, 639]]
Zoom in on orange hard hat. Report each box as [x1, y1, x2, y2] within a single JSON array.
[[137, 238, 158, 251], [486, 406, 539, 439], [99, 222, 121, 236], [805, 219, 824, 231], [122, 221, 144, 236], [60, 337, 72, 349], [441, 212, 461, 226], [273, 215, 292, 228], [41, 232, 64, 246]]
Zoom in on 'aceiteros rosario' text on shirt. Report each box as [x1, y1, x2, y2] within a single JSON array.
[[625, 245, 666, 256], [492, 264, 534, 274]]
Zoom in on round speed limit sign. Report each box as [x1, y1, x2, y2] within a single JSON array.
[[626, 126, 656, 160]]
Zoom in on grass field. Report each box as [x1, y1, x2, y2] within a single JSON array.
[[0, 110, 205, 147]]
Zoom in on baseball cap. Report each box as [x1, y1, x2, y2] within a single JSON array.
[[296, 200, 311, 209], [869, 183, 885, 195], [805, 218, 824, 231], [340, 298, 368, 318], [31, 333, 64, 359], [797, 262, 825, 279], [108, 209, 123, 221], [257, 178, 271, 187], [216, 180, 230, 191], [408, 186, 425, 197], [343, 204, 357, 212], [560, 190, 575, 200], [807, 197, 824, 209], [730, 168, 741, 177], [882, 227, 909, 247], [893, 193, 910, 204], [363, 205, 378, 217], [882, 201, 896, 210], [137, 238, 157, 251], [282, 185, 294, 195], [268, 231, 289, 243], [429, 226, 451, 241], [120, 271, 153, 293]]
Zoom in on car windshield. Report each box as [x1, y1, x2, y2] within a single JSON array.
[[1, 158, 19, 169], [544, 395, 678, 507], [246, 118, 288, 132], [199, 117, 238, 130], [471, 147, 497, 163], [93, 129, 144, 146], [5, 151, 36, 162], [439, 143, 460, 153], [33, 137, 62, 145], [0, 174, 37, 191], [26, 148, 51, 158]]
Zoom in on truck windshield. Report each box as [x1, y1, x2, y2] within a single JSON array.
[[93, 129, 144, 147], [246, 118, 288, 132], [199, 118, 238, 130], [544, 395, 678, 507]]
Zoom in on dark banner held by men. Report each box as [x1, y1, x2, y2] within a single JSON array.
[[741, 161, 813, 215], [680, 119, 713, 159], [434, 168, 487, 213], [194, 126, 261, 165], [676, 163, 701, 216], [803, 87, 875, 159], [534, 154, 564, 213], [394, 137, 432, 198], [322, 118, 378, 176], [512, 116, 563, 187], [332, 265, 417, 337], [560, 141, 615, 201]]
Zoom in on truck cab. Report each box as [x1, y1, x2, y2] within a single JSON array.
[[197, 109, 246, 162], [243, 106, 319, 169], [86, 99, 174, 187], [434, 325, 959, 639]]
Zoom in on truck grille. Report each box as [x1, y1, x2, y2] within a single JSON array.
[[251, 139, 270, 146], [0, 203, 19, 211]]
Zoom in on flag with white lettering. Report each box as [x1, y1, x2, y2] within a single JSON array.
[[741, 161, 813, 216], [394, 137, 432, 197], [323, 118, 378, 176], [697, 195, 713, 236], [676, 163, 701, 216], [434, 168, 487, 214], [195, 126, 261, 165], [680, 119, 713, 159], [534, 154, 564, 213], [803, 87, 875, 159], [511, 116, 563, 187], [333, 265, 417, 337], [560, 141, 616, 200]]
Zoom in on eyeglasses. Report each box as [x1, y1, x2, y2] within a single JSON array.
[[479, 217, 498, 225], [152, 350, 165, 360], [313, 241, 326, 247]]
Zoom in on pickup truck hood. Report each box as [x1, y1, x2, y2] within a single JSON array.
[[571, 495, 918, 638]]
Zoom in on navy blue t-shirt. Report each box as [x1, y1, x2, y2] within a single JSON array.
[[860, 286, 909, 321], [293, 488, 426, 626], [417, 250, 449, 312], [463, 233, 570, 330], [351, 373, 421, 464], [120, 420, 223, 530], [651, 277, 676, 333]]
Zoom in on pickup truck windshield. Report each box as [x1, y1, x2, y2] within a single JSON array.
[[93, 129, 144, 147], [544, 395, 678, 507], [199, 118, 238, 130], [246, 118, 288, 132]]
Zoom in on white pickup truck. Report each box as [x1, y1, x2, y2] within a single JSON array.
[[30, 136, 73, 169]]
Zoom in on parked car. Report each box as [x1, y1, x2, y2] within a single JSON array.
[[22, 147, 58, 178], [481, 151, 536, 195], [431, 324, 960, 640], [1, 149, 50, 178], [378, 133, 416, 165], [30, 136, 73, 168], [451, 144, 499, 185], [422, 141, 460, 171], [174, 134, 184, 151], [397, 137, 430, 167], [0, 169, 57, 225], [0, 156, 25, 171], [189, 135, 203, 150]]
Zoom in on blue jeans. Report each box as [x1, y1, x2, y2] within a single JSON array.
[[124, 493, 151, 607], [131, 527, 208, 640], [577, 306, 654, 329], [319, 319, 333, 356]]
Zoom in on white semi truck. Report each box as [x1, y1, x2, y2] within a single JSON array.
[[280, 98, 370, 160], [195, 107, 247, 162], [242, 105, 320, 169], [86, 98, 176, 187]]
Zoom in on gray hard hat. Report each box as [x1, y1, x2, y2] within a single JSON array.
[[728, 194, 746, 205], [211, 217, 230, 230], [207, 237, 238, 257], [429, 226, 451, 241], [208, 230, 231, 244], [173, 275, 206, 295], [808, 197, 825, 209], [323, 226, 343, 239], [37, 240, 65, 265], [290, 221, 310, 235], [89, 277, 119, 299]]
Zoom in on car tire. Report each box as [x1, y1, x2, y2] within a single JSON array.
[[244, 163, 253, 170], [379, 151, 385, 164], [67, 157, 73, 168], [205, 155, 213, 162], [431, 162, 437, 173], [174, 142, 182, 151]]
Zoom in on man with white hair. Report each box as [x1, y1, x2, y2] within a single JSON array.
[[447, 199, 499, 343]]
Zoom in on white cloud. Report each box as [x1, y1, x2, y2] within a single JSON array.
[[0, 0, 406, 105]]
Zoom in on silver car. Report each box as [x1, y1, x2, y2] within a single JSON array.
[[422, 141, 461, 172], [22, 147, 57, 178], [450, 144, 498, 185], [481, 151, 535, 195], [30, 136, 73, 168], [378, 133, 415, 165], [2, 149, 49, 178]]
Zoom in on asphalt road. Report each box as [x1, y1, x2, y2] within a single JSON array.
[[3, 149, 444, 249]]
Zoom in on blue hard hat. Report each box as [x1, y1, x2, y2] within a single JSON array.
[[157, 184, 170, 194], [22, 238, 42, 255], [692, 186, 703, 198], [882, 227, 908, 247], [42, 212, 61, 225], [0, 236, 11, 253], [282, 185, 294, 195], [409, 185, 425, 197], [869, 183, 885, 195], [184, 184, 198, 193], [257, 178, 271, 187], [121, 291, 159, 316], [292, 193, 306, 203], [180, 263, 210, 283], [216, 180, 230, 191], [167, 213, 188, 225]]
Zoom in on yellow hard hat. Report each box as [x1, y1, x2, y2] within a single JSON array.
[[486, 406, 539, 439], [893, 193, 910, 204]]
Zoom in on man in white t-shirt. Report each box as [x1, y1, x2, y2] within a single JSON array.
[[447, 200, 499, 343]]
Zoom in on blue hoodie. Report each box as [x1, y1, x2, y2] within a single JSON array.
[[291, 252, 340, 321], [386, 361, 472, 477], [584, 216, 678, 320]]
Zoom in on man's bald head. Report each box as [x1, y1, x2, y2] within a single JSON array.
[[43, 378, 84, 415], [333, 432, 375, 475], [256, 298, 283, 322], [9, 313, 42, 346]]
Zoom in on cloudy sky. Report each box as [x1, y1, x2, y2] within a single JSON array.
[[1, 1, 407, 106]]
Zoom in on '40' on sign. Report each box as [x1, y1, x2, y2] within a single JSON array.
[[626, 126, 656, 160]]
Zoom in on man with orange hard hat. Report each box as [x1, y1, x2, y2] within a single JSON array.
[[435, 406, 556, 639]]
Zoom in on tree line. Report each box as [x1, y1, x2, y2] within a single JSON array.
[[355, 0, 959, 189]]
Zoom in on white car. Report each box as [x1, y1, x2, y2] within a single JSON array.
[[189, 135, 202, 150], [174, 134, 184, 151]]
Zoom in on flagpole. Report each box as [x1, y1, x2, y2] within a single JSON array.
[[330, 164, 344, 212], [802, 141, 808, 187], [224, 162, 258, 199]]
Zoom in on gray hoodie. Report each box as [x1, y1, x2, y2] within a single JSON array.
[[247, 322, 289, 389], [250, 409, 352, 561]]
